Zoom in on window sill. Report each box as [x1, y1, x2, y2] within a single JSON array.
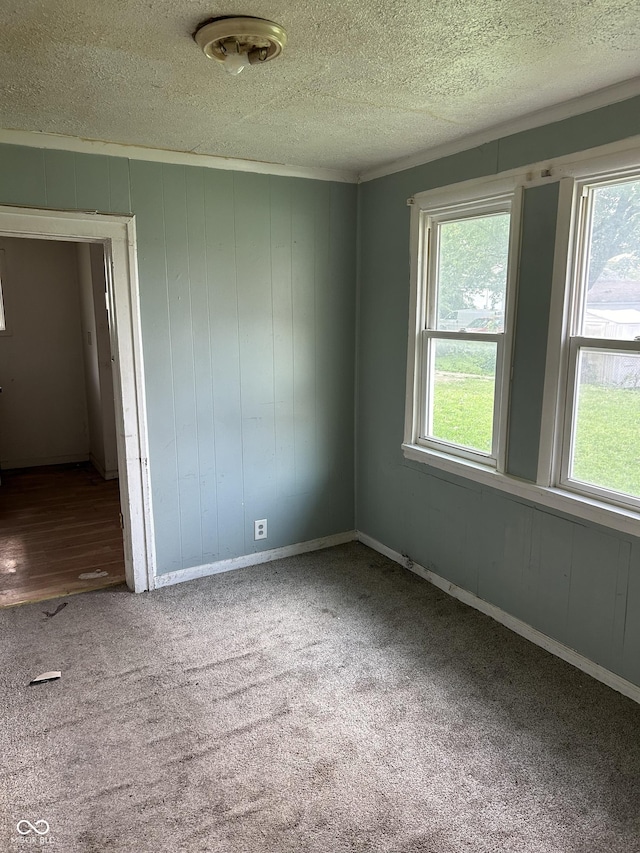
[[402, 442, 640, 537]]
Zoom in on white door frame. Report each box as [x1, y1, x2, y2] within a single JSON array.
[[0, 205, 155, 592]]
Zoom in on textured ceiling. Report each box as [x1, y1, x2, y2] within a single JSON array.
[[1, 0, 640, 175]]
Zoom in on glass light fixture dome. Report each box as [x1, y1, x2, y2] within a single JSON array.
[[194, 17, 287, 75]]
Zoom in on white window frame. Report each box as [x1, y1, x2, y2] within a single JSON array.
[[403, 175, 522, 472], [543, 168, 640, 512], [400, 138, 640, 537]]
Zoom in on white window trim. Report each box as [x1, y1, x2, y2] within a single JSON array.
[[402, 442, 640, 538], [403, 139, 640, 538], [404, 174, 522, 471], [540, 164, 640, 515], [559, 340, 640, 511]]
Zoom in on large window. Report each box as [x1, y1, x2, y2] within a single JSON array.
[[558, 173, 640, 509], [404, 181, 520, 469], [404, 151, 640, 533]]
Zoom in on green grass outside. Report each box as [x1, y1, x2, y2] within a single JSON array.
[[573, 385, 640, 497], [432, 376, 494, 453], [436, 353, 493, 377], [432, 376, 640, 498]]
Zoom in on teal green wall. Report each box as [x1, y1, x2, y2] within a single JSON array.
[[356, 95, 640, 688], [2, 92, 640, 687], [0, 147, 357, 574], [506, 182, 559, 480]]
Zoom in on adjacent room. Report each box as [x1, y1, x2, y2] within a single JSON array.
[[0, 237, 124, 605], [1, 2, 639, 851]]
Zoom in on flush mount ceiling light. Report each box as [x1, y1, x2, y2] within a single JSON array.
[[194, 16, 287, 75]]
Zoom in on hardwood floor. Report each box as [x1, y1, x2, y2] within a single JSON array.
[[0, 462, 126, 607]]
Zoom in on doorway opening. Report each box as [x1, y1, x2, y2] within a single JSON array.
[[0, 207, 154, 604]]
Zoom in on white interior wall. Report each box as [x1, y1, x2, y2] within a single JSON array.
[[77, 242, 103, 471], [0, 237, 89, 468], [91, 244, 118, 478], [76, 243, 118, 479]]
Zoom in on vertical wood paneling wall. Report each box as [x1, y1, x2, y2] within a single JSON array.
[[356, 95, 640, 689], [2, 93, 639, 691], [0, 145, 357, 575]]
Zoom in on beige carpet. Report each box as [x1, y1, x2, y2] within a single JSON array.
[[2, 542, 639, 852]]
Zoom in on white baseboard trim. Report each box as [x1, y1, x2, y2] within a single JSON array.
[[153, 530, 358, 590], [357, 531, 640, 706], [89, 453, 118, 481]]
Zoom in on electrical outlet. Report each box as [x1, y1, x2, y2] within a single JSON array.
[[254, 518, 267, 540]]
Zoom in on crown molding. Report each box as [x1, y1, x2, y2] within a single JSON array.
[[2, 75, 639, 187], [0, 128, 358, 184], [358, 76, 640, 183]]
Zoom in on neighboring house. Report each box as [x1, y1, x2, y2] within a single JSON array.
[[586, 276, 640, 336], [584, 276, 640, 386]]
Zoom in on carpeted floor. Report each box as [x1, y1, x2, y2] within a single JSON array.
[[1, 542, 639, 852]]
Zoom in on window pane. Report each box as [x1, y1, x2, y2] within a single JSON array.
[[435, 213, 510, 332], [571, 349, 640, 499], [428, 339, 497, 454], [582, 179, 640, 340]]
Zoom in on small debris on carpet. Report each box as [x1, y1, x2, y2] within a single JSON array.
[[43, 602, 68, 619], [29, 671, 62, 686]]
